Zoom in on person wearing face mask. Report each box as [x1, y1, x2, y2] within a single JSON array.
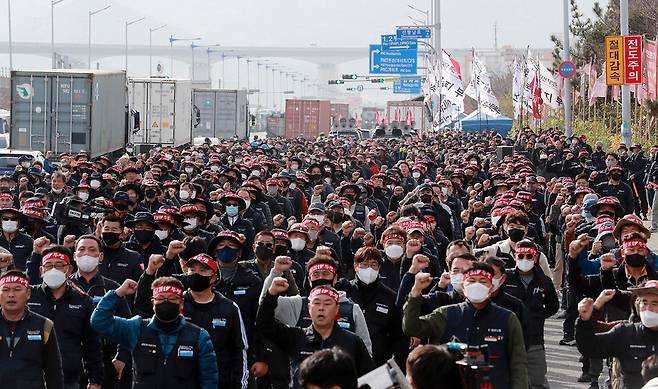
[[379, 227, 408, 292], [475, 211, 553, 281], [49, 171, 69, 206], [242, 183, 275, 231], [95, 215, 144, 287], [403, 262, 528, 389], [266, 178, 293, 219], [287, 223, 316, 272], [209, 231, 264, 360], [179, 204, 215, 244], [278, 172, 306, 223], [237, 187, 268, 233], [218, 193, 256, 259], [178, 182, 198, 205], [138, 180, 164, 213], [90, 276, 219, 389], [136, 253, 249, 389], [483, 256, 530, 336], [594, 165, 635, 215], [21, 205, 56, 243], [258, 253, 373, 355], [240, 230, 304, 289], [29, 246, 104, 389], [69, 235, 134, 389], [0, 207, 33, 271], [126, 212, 167, 267], [576, 280, 658, 389], [343, 247, 407, 366], [502, 240, 559, 389], [73, 181, 92, 203], [338, 184, 370, 228]]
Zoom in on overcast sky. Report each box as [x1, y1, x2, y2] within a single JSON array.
[[2, 0, 607, 106]]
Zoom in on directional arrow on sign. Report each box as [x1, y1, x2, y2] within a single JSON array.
[[370, 49, 380, 72]]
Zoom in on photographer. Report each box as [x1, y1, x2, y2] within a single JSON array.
[[406, 344, 461, 389]]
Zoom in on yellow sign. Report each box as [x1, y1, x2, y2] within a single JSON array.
[[605, 36, 625, 85]]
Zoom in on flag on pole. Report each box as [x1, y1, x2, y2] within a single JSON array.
[[405, 110, 412, 126], [645, 39, 657, 100], [465, 53, 501, 116], [589, 67, 607, 106], [354, 112, 359, 128], [375, 110, 382, 126], [530, 73, 543, 119], [512, 58, 524, 119]]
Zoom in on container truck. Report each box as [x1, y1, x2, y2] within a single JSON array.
[[10, 69, 127, 157], [191, 89, 249, 140], [128, 78, 193, 149], [284, 99, 330, 138], [266, 114, 285, 138]]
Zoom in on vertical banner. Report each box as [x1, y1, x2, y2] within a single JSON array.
[[644, 39, 656, 99], [605, 36, 625, 85], [623, 35, 643, 84]]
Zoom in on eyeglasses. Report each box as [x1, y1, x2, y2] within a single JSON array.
[[153, 296, 183, 304], [1, 216, 18, 221], [256, 242, 274, 248], [42, 262, 69, 271], [517, 254, 534, 260]]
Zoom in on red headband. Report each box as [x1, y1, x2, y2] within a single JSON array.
[[153, 285, 184, 299], [463, 269, 493, 282], [0, 193, 13, 200], [516, 246, 537, 256], [623, 239, 647, 250], [383, 234, 406, 245], [308, 263, 336, 275], [42, 251, 70, 264], [0, 274, 29, 288], [309, 287, 339, 303]]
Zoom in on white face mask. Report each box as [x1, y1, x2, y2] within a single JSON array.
[[179, 190, 190, 200], [43, 268, 67, 289], [516, 259, 535, 272], [183, 218, 197, 231], [384, 244, 404, 260], [308, 231, 319, 242], [412, 172, 421, 179], [78, 192, 90, 202], [324, 177, 332, 184], [243, 199, 251, 209], [155, 229, 169, 240], [357, 267, 379, 285], [451, 273, 464, 292], [441, 187, 449, 196], [251, 170, 261, 177], [291, 163, 299, 170], [463, 282, 490, 303], [210, 165, 220, 172], [52, 187, 63, 194], [1, 220, 18, 233], [289, 182, 297, 190], [76, 255, 99, 272], [491, 215, 501, 227], [309, 214, 325, 224], [290, 238, 306, 252], [640, 310, 658, 328], [492, 277, 503, 292], [185, 167, 194, 174], [90, 180, 101, 189]]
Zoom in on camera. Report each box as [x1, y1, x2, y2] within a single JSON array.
[[53, 197, 93, 226], [447, 341, 495, 389]]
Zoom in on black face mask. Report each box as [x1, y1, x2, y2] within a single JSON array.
[[102, 232, 121, 246], [274, 245, 288, 257], [625, 253, 646, 268], [343, 194, 356, 202], [310, 174, 322, 182], [189, 273, 213, 292], [598, 210, 616, 218], [255, 245, 274, 261], [309, 278, 333, 289], [155, 301, 180, 322], [134, 230, 155, 244], [145, 189, 157, 199], [328, 211, 343, 224], [610, 173, 622, 181], [420, 194, 433, 204], [508, 228, 525, 243]]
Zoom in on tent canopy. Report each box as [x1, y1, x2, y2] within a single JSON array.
[[460, 111, 512, 138]]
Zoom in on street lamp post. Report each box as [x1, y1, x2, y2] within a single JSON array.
[[51, 0, 66, 68], [7, 0, 12, 71], [125, 17, 145, 74], [256, 62, 262, 108], [205, 45, 221, 85], [191, 42, 197, 80], [236, 56, 242, 89], [264, 65, 270, 108], [246, 59, 251, 103], [88, 5, 111, 69], [169, 35, 201, 78], [149, 24, 167, 76]]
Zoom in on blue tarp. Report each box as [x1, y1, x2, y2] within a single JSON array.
[[460, 111, 513, 138]]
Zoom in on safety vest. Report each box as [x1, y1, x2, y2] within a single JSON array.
[[132, 320, 201, 389]]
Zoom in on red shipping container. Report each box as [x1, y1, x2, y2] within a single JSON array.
[[330, 103, 350, 122], [285, 99, 331, 138]]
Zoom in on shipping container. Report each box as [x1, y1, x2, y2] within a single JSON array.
[[330, 103, 349, 126], [361, 107, 381, 130], [266, 114, 285, 138], [192, 89, 249, 139], [386, 100, 430, 137], [10, 69, 127, 157], [128, 78, 193, 148], [284, 99, 330, 138]]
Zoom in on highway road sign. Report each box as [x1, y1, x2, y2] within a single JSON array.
[[381, 34, 418, 50], [369, 44, 418, 75], [558, 61, 576, 79], [393, 78, 422, 94], [357, 85, 364, 92], [397, 27, 431, 39]]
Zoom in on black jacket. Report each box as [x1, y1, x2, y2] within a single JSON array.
[[594, 181, 635, 215], [28, 283, 103, 385], [257, 292, 374, 388], [0, 308, 64, 389], [0, 232, 33, 271], [100, 244, 144, 286]]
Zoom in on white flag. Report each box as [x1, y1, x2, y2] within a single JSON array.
[[523, 51, 536, 111], [512, 58, 523, 119], [439, 51, 465, 110], [538, 61, 563, 109], [465, 53, 501, 116]]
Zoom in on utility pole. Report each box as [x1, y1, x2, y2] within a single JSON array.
[[562, 0, 573, 137], [620, 0, 632, 146], [125, 17, 145, 74], [51, 0, 66, 68], [149, 24, 167, 76], [434, 0, 442, 126], [88, 5, 111, 69], [7, 0, 12, 71]]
